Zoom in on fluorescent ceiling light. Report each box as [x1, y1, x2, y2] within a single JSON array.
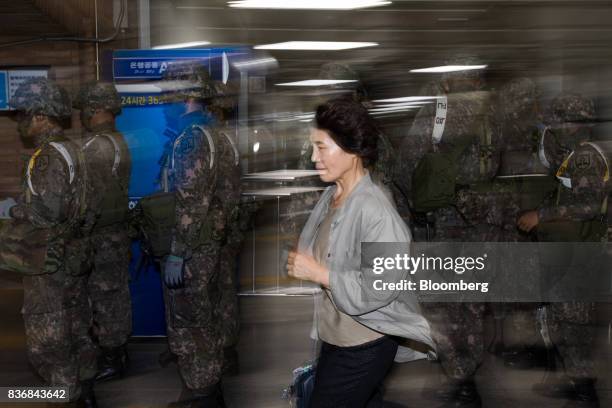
[[375, 101, 433, 108], [410, 65, 487, 73], [255, 41, 378, 51], [153, 41, 211, 50], [369, 106, 418, 113], [233, 57, 278, 69], [228, 0, 391, 10], [374, 96, 439, 103], [276, 79, 358, 86]]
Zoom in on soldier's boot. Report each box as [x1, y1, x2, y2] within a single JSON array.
[[535, 378, 599, 407], [95, 344, 128, 382], [567, 378, 600, 408], [75, 379, 98, 408], [159, 346, 178, 367], [222, 346, 239, 376], [436, 380, 482, 408], [168, 383, 226, 408]]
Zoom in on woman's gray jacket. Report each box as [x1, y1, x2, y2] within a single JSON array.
[[298, 173, 435, 362]]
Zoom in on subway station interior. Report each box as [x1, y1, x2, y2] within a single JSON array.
[[0, 1, 612, 407]]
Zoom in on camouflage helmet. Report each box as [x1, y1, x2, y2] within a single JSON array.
[[550, 92, 595, 124], [319, 62, 359, 82], [73, 81, 122, 116], [499, 77, 539, 121], [318, 62, 367, 100], [10, 77, 71, 119], [161, 60, 218, 100], [441, 54, 486, 89]]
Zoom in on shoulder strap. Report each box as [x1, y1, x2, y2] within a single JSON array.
[[99, 133, 122, 176], [26, 148, 44, 197], [27, 142, 77, 197], [220, 130, 240, 166], [538, 126, 552, 169], [49, 142, 76, 184], [82, 133, 122, 176], [193, 125, 216, 170], [171, 125, 216, 171]]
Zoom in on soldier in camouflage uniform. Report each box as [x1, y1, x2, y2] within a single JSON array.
[[396, 56, 505, 408], [518, 93, 606, 407], [74, 82, 133, 382], [5, 78, 98, 406], [159, 62, 237, 407], [493, 78, 556, 368], [205, 85, 242, 376]]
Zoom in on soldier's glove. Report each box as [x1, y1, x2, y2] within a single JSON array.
[[163, 255, 185, 289], [0, 197, 17, 219]]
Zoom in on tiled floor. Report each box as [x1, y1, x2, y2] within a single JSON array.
[[0, 275, 610, 408]]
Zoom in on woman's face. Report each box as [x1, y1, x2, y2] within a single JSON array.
[[310, 128, 360, 183]]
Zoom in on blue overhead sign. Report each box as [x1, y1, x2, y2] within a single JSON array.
[[113, 48, 244, 81]]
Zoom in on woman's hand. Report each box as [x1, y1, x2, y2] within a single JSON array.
[[287, 251, 330, 288]]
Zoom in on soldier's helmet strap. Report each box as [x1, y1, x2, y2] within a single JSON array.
[[27, 142, 76, 196]]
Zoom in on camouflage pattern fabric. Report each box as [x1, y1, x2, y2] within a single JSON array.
[[536, 93, 606, 381], [5, 78, 96, 401], [400, 83, 504, 382], [423, 302, 486, 381], [213, 128, 242, 349], [10, 77, 71, 119], [73, 81, 122, 117], [87, 226, 132, 348], [80, 124, 133, 349], [538, 137, 608, 224], [163, 246, 224, 390], [549, 301, 596, 379], [164, 111, 225, 390], [494, 78, 551, 349]]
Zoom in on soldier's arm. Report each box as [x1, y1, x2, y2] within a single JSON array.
[[393, 106, 434, 204], [538, 146, 608, 223], [11, 148, 74, 227], [171, 128, 217, 258]]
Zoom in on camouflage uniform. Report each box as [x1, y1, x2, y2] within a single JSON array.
[[74, 82, 133, 379], [493, 78, 554, 358], [7, 78, 97, 402], [159, 64, 235, 403], [396, 58, 503, 403], [210, 116, 242, 367], [535, 93, 607, 388]]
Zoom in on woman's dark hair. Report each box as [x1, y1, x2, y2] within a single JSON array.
[[314, 96, 379, 167]]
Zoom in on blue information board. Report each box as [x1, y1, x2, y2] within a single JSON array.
[[0, 72, 7, 110], [113, 47, 246, 336]]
